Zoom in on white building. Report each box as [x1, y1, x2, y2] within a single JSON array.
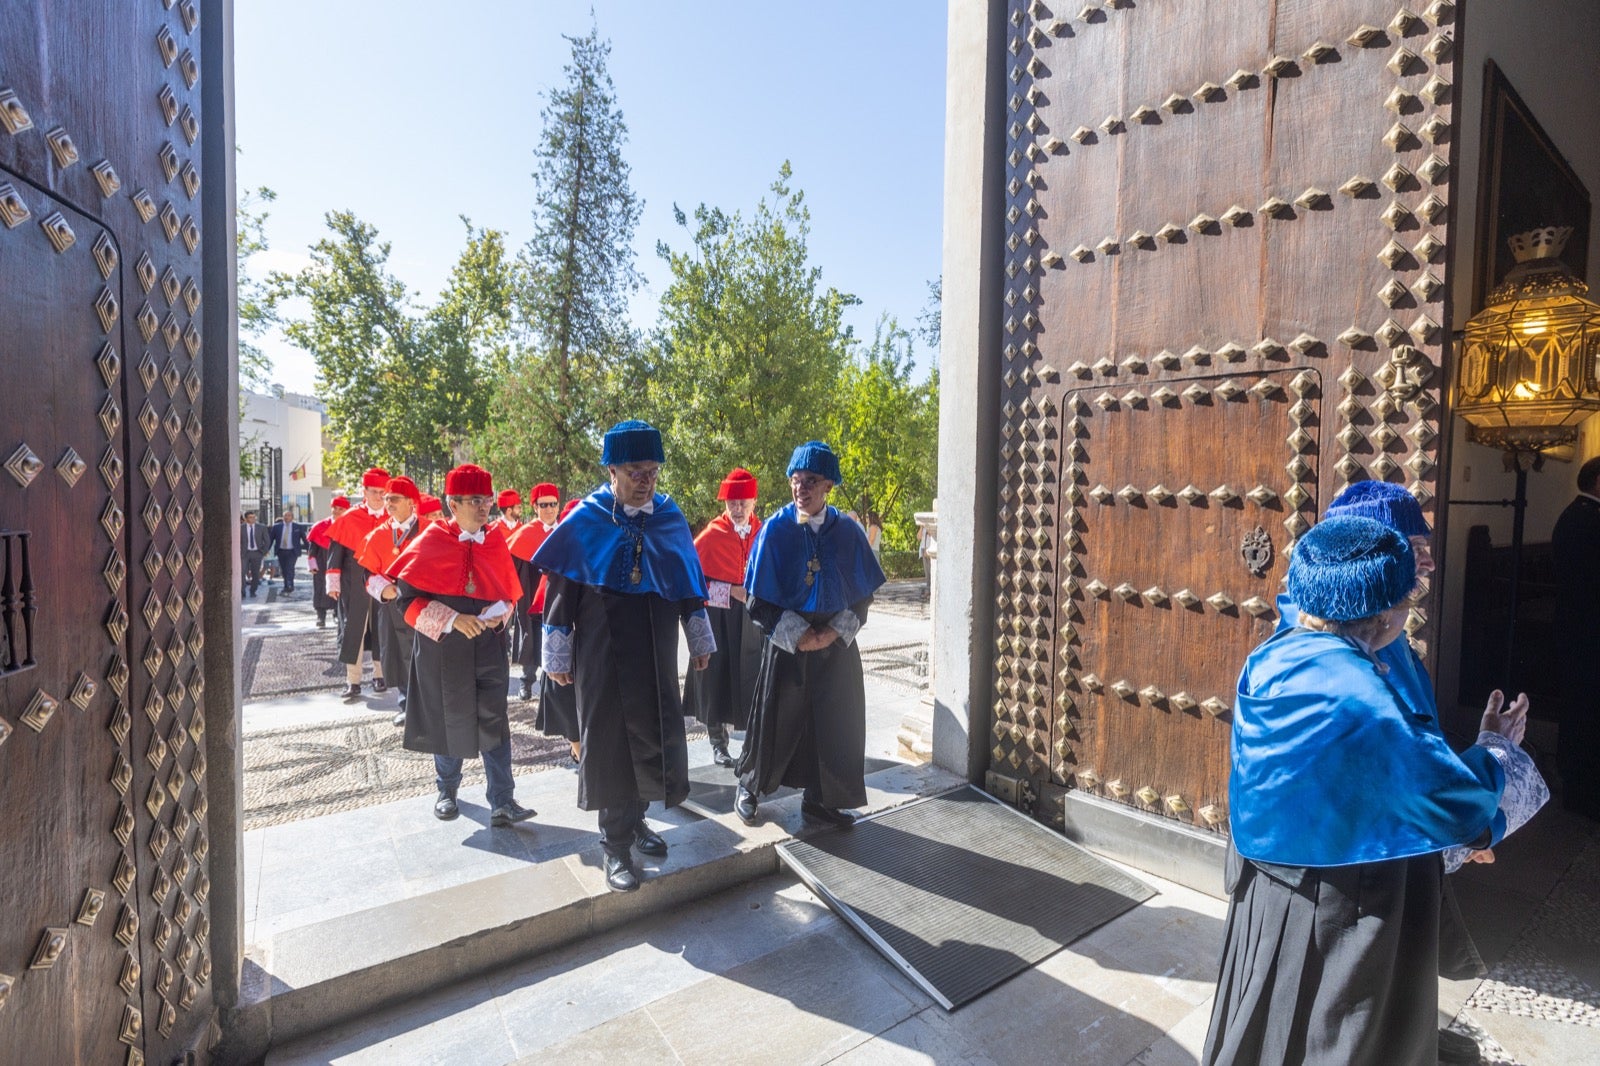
[[241, 386, 329, 519]]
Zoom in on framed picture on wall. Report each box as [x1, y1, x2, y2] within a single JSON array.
[[1472, 60, 1592, 312]]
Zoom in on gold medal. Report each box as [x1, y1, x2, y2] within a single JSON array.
[[464, 572, 476, 596], [631, 567, 642, 584]]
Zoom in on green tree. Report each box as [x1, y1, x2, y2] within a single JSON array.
[[236, 184, 278, 480], [645, 163, 859, 525], [271, 213, 514, 487], [478, 24, 642, 494], [829, 316, 939, 552]]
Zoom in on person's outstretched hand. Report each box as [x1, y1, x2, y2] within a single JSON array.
[[1480, 689, 1529, 746]]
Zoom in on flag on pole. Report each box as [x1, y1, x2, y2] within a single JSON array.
[[288, 458, 309, 481]]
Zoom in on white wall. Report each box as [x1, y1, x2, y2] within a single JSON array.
[[241, 388, 325, 500], [1436, 0, 1600, 709]]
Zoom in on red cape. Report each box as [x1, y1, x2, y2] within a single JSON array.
[[308, 516, 335, 550], [356, 519, 419, 576], [388, 518, 522, 602], [505, 520, 553, 563], [694, 512, 761, 586], [329, 506, 385, 552]]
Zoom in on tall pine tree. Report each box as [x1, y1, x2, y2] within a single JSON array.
[[478, 25, 642, 495]]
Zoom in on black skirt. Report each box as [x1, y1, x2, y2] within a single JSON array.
[[1201, 845, 1442, 1065]]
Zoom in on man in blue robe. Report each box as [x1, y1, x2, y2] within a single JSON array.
[[534, 420, 716, 893], [735, 441, 886, 828]]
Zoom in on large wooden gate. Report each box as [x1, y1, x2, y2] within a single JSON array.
[[991, 0, 1458, 832], [1, 1, 215, 1061]]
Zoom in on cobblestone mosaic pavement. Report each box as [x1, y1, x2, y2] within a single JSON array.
[[242, 576, 927, 831]]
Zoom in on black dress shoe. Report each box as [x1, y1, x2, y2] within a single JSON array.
[[801, 802, 857, 828], [490, 800, 536, 827], [711, 744, 736, 769], [519, 678, 533, 701], [734, 785, 760, 826], [1437, 1028, 1481, 1065], [340, 683, 362, 701], [634, 825, 667, 856], [604, 853, 639, 892], [372, 678, 388, 694], [433, 792, 459, 820]]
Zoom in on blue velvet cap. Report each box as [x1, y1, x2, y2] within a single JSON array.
[[785, 440, 842, 484], [599, 420, 665, 465], [1324, 479, 1431, 539], [1287, 516, 1416, 622]]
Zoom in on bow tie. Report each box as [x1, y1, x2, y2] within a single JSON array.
[[458, 530, 485, 544], [622, 502, 654, 517], [733, 523, 751, 537]]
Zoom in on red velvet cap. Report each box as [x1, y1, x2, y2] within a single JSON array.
[[331, 495, 351, 511], [445, 463, 493, 497], [531, 482, 560, 503], [385, 476, 421, 504], [497, 488, 522, 509], [418, 494, 443, 516], [717, 467, 759, 500], [361, 467, 391, 488]]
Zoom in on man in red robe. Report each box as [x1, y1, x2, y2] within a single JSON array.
[[307, 495, 349, 629], [389, 463, 534, 827], [327, 469, 391, 699], [418, 494, 444, 526], [684, 468, 764, 767], [506, 482, 561, 700], [358, 476, 424, 729], [494, 488, 523, 532]]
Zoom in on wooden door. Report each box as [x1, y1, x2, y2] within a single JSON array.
[[0, 1, 215, 1061], [993, 0, 1457, 831]]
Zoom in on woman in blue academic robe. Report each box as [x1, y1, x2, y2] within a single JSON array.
[[1202, 516, 1540, 1066]]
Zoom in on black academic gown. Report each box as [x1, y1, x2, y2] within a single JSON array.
[[396, 584, 510, 758], [308, 538, 333, 617], [328, 536, 379, 665], [542, 573, 698, 811], [536, 669, 580, 742], [737, 596, 872, 808], [513, 557, 542, 679], [682, 597, 763, 733], [1201, 845, 1443, 1066]]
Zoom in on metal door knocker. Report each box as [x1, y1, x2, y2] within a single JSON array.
[[1240, 526, 1273, 576]]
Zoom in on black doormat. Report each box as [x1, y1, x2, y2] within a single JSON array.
[[679, 756, 899, 819], [776, 785, 1155, 1009]]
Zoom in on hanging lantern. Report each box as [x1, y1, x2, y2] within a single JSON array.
[[1457, 226, 1600, 452]]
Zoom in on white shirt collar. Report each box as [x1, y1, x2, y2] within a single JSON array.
[[1580, 491, 1600, 505], [365, 504, 385, 518], [541, 520, 556, 531], [622, 500, 654, 517], [733, 522, 751, 537]]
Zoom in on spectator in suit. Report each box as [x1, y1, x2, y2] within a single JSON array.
[[268, 507, 307, 594], [241, 511, 264, 598], [1551, 455, 1600, 820]]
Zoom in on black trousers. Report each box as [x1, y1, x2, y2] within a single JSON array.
[[598, 798, 648, 859], [243, 552, 263, 595]]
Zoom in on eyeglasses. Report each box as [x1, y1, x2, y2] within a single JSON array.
[[536, 501, 560, 509], [789, 475, 827, 490], [617, 465, 660, 482], [450, 495, 493, 507]]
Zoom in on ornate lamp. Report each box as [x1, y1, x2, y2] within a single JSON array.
[[1454, 225, 1600, 690], [1457, 226, 1600, 453]]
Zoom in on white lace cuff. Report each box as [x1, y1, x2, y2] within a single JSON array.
[[365, 574, 394, 601], [771, 610, 810, 655], [414, 600, 458, 643], [1442, 732, 1550, 873], [827, 608, 862, 647], [326, 571, 341, 597], [543, 624, 574, 674], [706, 580, 732, 610], [684, 609, 717, 658]]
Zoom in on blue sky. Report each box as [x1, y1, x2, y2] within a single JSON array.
[[235, 1, 948, 394]]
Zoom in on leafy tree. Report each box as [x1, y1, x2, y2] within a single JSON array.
[[270, 213, 514, 487], [477, 24, 642, 494], [236, 184, 278, 480], [645, 163, 859, 525], [829, 316, 939, 551], [916, 276, 941, 352]]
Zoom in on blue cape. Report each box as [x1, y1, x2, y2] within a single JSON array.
[[745, 503, 886, 614], [531, 487, 708, 602], [1231, 627, 1505, 867], [1275, 593, 1440, 736]]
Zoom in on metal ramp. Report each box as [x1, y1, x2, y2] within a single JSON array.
[[777, 785, 1155, 1009]]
